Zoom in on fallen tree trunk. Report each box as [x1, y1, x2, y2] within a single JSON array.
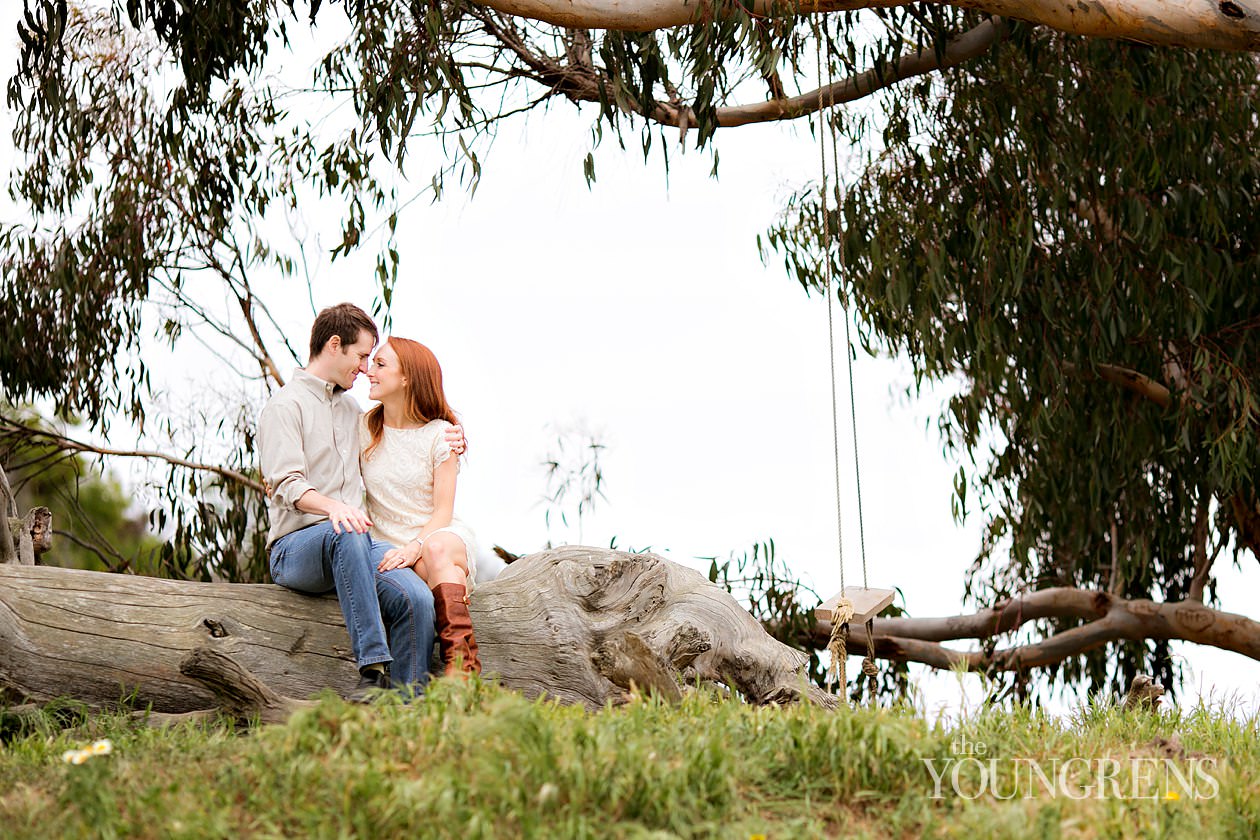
[[472, 546, 836, 708], [0, 563, 359, 712], [0, 547, 833, 714]]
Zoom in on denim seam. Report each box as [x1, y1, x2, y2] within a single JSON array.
[[377, 574, 417, 685]]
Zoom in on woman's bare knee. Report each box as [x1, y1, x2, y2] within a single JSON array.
[[423, 534, 469, 584]]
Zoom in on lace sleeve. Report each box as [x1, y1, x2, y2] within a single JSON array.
[[430, 420, 456, 471]]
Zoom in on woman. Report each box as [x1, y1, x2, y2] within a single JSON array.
[[361, 336, 481, 676]]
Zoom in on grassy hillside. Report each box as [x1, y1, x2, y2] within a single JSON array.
[[1, 680, 1256, 839]]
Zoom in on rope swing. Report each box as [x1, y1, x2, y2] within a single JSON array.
[[810, 18, 895, 704]]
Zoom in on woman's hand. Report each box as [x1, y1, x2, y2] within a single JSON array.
[[378, 544, 420, 572]]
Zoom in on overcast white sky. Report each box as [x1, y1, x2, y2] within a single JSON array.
[[2, 6, 1256, 718]]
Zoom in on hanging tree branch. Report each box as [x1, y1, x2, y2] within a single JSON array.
[[661, 18, 1006, 128], [469, 8, 1006, 131], [0, 418, 264, 495]]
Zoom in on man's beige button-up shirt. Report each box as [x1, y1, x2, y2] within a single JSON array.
[[258, 368, 364, 549]]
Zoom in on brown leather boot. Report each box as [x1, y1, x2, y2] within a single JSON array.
[[432, 582, 482, 676]]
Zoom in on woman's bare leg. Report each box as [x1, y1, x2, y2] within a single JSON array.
[[420, 533, 480, 675]]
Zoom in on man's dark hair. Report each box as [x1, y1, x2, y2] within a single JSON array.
[[308, 303, 379, 361]]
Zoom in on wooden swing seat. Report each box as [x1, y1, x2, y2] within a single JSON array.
[[815, 586, 896, 626]]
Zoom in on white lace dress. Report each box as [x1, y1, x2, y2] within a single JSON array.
[[359, 416, 479, 588]]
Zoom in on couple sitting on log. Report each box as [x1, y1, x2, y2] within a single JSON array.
[[259, 302, 481, 700]]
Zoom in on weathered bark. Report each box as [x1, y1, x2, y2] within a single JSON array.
[[471, 547, 837, 709], [472, 0, 1260, 50], [177, 648, 313, 725], [803, 587, 1260, 670], [0, 547, 833, 714], [0, 466, 18, 565], [8, 508, 53, 566], [0, 563, 360, 712]]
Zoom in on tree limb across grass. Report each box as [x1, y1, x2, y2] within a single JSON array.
[[803, 587, 1260, 671]]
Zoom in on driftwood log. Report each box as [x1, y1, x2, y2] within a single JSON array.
[[474, 546, 836, 708], [0, 547, 832, 716]]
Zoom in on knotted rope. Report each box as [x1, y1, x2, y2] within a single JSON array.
[[825, 596, 854, 690]]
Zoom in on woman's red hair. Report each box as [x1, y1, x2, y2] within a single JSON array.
[[363, 337, 461, 459]]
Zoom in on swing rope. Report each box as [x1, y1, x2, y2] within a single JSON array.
[[813, 16, 879, 702]]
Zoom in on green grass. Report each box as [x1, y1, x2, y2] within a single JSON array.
[[1, 681, 1256, 839]]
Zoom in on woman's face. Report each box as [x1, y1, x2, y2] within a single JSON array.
[[367, 342, 407, 402]]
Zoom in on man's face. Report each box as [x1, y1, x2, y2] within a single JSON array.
[[333, 330, 376, 390]]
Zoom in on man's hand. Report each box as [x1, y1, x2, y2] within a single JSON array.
[[325, 500, 373, 534], [446, 424, 467, 456], [295, 490, 373, 533], [378, 543, 420, 572]]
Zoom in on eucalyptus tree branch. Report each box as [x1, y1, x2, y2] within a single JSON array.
[[474, 8, 579, 90], [152, 251, 286, 385], [472, 11, 1004, 129], [219, 230, 287, 386], [233, 291, 287, 388], [0, 420, 264, 495], [802, 587, 1260, 670], [3, 449, 79, 483], [53, 528, 132, 574], [662, 18, 1006, 128], [877, 586, 1109, 641], [157, 191, 287, 387], [1188, 495, 1213, 602], [150, 277, 267, 365], [1061, 361, 1174, 408], [48, 482, 137, 572], [248, 290, 304, 372], [471, 0, 1260, 50]]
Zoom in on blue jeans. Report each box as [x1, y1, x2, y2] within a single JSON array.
[[270, 522, 436, 691]]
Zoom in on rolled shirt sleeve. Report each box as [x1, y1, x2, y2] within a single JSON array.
[[259, 400, 317, 511], [258, 369, 366, 549]]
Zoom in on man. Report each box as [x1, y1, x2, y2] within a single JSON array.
[[258, 302, 463, 699]]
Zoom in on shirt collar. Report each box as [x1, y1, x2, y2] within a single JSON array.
[[293, 368, 341, 401]]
